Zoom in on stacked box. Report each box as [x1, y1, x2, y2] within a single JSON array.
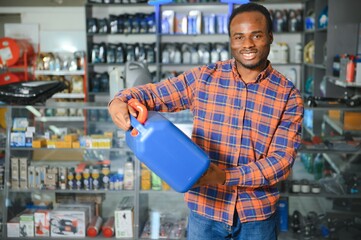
[[19, 213, 34, 237], [19, 158, 28, 189], [7, 216, 20, 238], [34, 210, 50, 237], [11, 157, 19, 189], [114, 196, 134, 238]]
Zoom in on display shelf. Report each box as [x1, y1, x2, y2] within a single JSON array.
[[87, 32, 155, 36], [323, 115, 361, 135], [86, 2, 150, 7], [284, 191, 361, 199], [9, 147, 127, 151], [8, 189, 135, 194], [304, 63, 326, 69], [298, 147, 361, 154], [34, 116, 85, 122], [52, 93, 86, 99], [322, 153, 343, 174], [34, 70, 84, 76], [327, 75, 361, 88]]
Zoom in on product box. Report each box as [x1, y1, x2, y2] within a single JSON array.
[[50, 208, 89, 237], [19, 158, 28, 189], [35, 166, 46, 189], [19, 213, 34, 237], [114, 196, 134, 238], [75, 194, 105, 216], [7, 216, 20, 238], [56, 202, 95, 221], [28, 165, 36, 189], [11, 157, 19, 189], [45, 167, 58, 190], [25, 131, 33, 147], [10, 132, 26, 147], [34, 210, 50, 237]]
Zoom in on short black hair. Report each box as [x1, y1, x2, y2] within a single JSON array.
[[228, 3, 273, 36]]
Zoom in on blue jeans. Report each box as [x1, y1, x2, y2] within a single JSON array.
[[187, 209, 278, 240]]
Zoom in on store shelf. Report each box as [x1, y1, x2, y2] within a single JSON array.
[[52, 93, 85, 99], [298, 147, 361, 154], [86, 2, 150, 7], [34, 70, 84, 76], [284, 192, 361, 199], [9, 147, 126, 151], [8, 189, 135, 194], [327, 75, 361, 88], [322, 153, 343, 174], [323, 115, 361, 135], [34, 116, 85, 122], [87, 32, 155, 36], [304, 63, 326, 69]]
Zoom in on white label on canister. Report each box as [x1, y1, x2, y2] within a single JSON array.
[[0, 47, 12, 62]]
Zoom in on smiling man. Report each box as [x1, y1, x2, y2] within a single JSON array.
[[108, 3, 304, 240]]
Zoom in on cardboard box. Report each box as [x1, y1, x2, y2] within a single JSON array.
[[32, 138, 47, 148], [344, 112, 361, 130], [34, 210, 50, 237], [114, 196, 134, 238], [33, 149, 83, 161], [11, 157, 19, 189], [19, 158, 28, 189], [7, 216, 20, 238], [19, 213, 34, 237], [50, 208, 89, 237], [10, 132, 26, 147]]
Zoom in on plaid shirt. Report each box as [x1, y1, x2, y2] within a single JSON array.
[[116, 58, 304, 225]]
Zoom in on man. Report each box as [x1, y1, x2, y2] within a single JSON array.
[[108, 3, 304, 240]]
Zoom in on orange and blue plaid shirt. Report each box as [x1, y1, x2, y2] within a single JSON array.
[[116, 58, 304, 225]]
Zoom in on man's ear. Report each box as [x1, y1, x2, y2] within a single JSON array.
[[269, 32, 273, 44]]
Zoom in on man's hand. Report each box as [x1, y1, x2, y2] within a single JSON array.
[[108, 98, 138, 130], [192, 163, 226, 188]]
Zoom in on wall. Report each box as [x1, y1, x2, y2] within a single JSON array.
[[0, 6, 86, 52]]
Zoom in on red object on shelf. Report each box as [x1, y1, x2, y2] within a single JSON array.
[[87, 216, 103, 237], [102, 216, 115, 238], [0, 37, 34, 66], [0, 72, 22, 86]]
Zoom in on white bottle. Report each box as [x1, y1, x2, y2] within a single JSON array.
[[123, 160, 134, 190], [109, 67, 124, 101], [294, 43, 303, 63]]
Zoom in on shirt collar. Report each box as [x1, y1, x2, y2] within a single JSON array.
[[231, 58, 273, 84]]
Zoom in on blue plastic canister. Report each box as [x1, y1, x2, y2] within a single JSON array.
[[125, 99, 210, 193]]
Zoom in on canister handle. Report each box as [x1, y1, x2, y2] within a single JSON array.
[[128, 98, 148, 136]]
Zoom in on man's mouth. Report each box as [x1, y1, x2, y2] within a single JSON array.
[[241, 51, 257, 60]]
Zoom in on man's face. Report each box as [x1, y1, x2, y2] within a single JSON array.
[[229, 11, 273, 71]]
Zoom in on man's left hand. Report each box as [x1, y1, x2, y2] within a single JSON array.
[[192, 163, 226, 188]]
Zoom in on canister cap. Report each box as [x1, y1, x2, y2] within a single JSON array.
[[102, 228, 114, 238], [87, 227, 98, 237]]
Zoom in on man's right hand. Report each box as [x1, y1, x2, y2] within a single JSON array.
[[108, 98, 138, 131]]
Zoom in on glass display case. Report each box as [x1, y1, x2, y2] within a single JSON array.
[[2, 102, 192, 239]]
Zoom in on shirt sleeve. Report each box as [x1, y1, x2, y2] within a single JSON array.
[[224, 87, 304, 187], [111, 67, 201, 112]]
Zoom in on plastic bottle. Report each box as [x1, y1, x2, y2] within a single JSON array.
[[346, 55, 356, 82], [109, 67, 124, 100], [123, 159, 134, 190], [102, 216, 115, 238], [294, 43, 303, 63], [333, 54, 340, 77], [87, 216, 103, 237], [151, 172, 162, 191]]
